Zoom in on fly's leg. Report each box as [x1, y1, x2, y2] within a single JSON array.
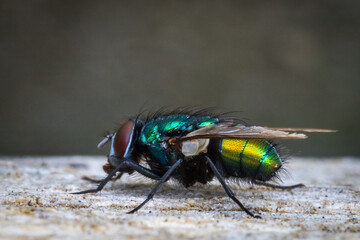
[[127, 158, 183, 214], [205, 156, 261, 218], [82, 163, 160, 183], [253, 180, 304, 189], [72, 158, 161, 194], [81, 172, 124, 183], [123, 159, 161, 180], [72, 162, 125, 194], [81, 176, 103, 183], [107, 155, 161, 180]]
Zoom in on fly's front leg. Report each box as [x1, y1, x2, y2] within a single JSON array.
[[109, 156, 161, 180], [72, 162, 125, 194], [81, 172, 124, 183], [72, 158, 161, 194], [82, 155, 161, 183]]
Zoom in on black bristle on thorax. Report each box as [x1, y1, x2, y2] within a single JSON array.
[[137, 106, 246, 125]]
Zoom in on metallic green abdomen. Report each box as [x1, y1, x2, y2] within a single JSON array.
[[220, 139, 282, 180]]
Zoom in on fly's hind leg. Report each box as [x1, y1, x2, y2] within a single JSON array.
[[253, 180, 304, 189], [205, 156, 261, 218]]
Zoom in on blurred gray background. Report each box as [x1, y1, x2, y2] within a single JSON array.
[[1, 1, 359, 156]]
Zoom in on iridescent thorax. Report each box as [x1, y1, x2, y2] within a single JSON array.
[[139, 114, 218, 166], [139, 115, 218, 145]]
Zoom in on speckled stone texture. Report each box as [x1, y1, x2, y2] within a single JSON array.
[[0, 157, 359, 240]]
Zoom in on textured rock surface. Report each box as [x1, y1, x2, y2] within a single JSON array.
[[0, 157, 359, 239]]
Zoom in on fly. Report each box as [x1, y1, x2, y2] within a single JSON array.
[[73, 109, 335, 218]]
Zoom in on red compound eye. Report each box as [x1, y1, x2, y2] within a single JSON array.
[[113, 120, 134, 158]]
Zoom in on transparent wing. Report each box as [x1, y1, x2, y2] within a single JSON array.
[[170, 123, 336, 143]]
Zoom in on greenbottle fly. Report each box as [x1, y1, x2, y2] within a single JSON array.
[[74, 109, 335, 218]]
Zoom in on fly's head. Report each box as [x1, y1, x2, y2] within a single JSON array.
[[98, 118, 143, 167]]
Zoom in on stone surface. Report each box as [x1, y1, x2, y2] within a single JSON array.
[[0, 156, 359, 239]]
